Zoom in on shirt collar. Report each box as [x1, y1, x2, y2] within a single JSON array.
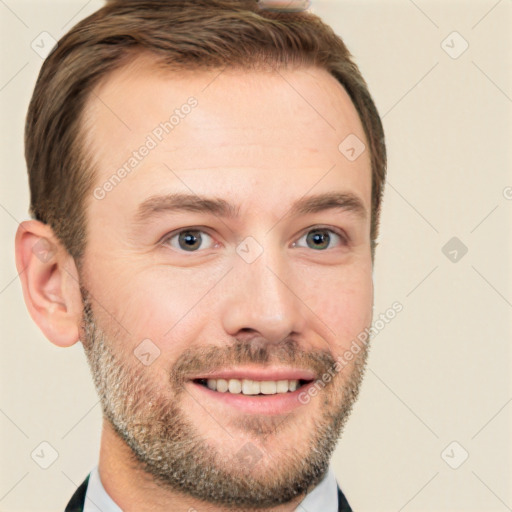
[[83, 465, 122, 512], [295, 466, 339, 512]]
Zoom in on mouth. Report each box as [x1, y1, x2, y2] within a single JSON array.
[[187, 368, 317, 415], [193, 378, 313, 395]]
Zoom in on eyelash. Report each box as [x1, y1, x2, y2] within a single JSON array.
[[160, 225, 349, 252]]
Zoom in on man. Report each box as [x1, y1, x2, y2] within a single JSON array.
[[15, 0, 386, 510]]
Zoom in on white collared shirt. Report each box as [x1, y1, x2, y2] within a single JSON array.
[[83, 464, 339, 512]]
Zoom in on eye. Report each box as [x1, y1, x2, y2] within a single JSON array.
[[292, 227, 347, 251], [162, 229, 217, 252]]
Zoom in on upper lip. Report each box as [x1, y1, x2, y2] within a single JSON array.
[[189, 366, 317, 382]]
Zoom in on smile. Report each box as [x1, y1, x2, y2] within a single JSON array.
[[187, 367, 317, 415], [194, 378, 312, 395]]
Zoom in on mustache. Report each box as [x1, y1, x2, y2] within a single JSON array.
[[170, 337, 336, 386]]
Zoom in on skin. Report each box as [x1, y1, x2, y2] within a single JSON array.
[[15, 55, 374, 511]]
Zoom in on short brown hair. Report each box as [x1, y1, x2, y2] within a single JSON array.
[[25, 0, 386, 268]]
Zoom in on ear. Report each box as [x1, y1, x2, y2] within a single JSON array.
[[14, 220, 83, 347]]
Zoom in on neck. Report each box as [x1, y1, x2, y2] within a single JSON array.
[[97, 419, 308, 512]]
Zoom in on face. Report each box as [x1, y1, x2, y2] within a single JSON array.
[[79, 55, 374, 508]]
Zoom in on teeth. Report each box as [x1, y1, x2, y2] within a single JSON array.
[[260, 381, 277, 394], [276, 380, 289, 393], [228, 379, 242, 394], [204, 378, 301, 395], [242, 379, 260, 395], [216, 379, 228, 393]]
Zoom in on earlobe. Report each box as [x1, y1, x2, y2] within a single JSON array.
[[15, 220, 83, 347]]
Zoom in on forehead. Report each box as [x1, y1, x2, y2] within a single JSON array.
[[82, 54, 371, 220]]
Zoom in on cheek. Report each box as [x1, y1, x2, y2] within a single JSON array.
[[301, 265, 373, 349], [110, 267, 222, 348]]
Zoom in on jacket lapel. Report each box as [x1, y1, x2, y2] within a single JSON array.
[[337, 484, 353, 512], [64, 473, 90, 512]]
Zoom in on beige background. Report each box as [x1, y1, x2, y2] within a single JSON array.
[[1, 1, 511, 511]]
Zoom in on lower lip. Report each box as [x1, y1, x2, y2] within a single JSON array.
[[189, 381, 314, 415]]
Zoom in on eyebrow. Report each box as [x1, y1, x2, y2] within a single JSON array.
[[134, 191, 367, 224]]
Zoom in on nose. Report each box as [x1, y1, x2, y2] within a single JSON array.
[[220, 245, 306, 344]]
